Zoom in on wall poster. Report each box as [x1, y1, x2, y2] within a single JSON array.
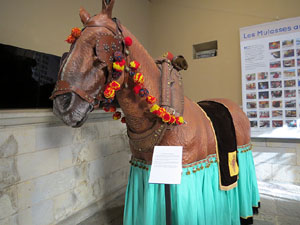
[[240, 17, 300, 138]]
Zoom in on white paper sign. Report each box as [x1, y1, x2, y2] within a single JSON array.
[[148, 146, 182, 184]]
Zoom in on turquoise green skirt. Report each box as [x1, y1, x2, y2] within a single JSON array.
[[123, 144, 260, 225]]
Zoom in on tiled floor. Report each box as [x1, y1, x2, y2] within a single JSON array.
[[79, 181, 300, 225]]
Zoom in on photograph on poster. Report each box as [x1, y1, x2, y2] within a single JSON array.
[[284, 89, 296, 98], [297, 49, 300, 56], [284, 69, 296, 78], [270, 61, 281, 68], [246, 83, 256, 90], [285, 99, 296, 108], [270, 71, 281, 79], [272, 110, 283, 117], [283, 49, 294, 57], [297, 59, 300, 66], [259, 111, 270, 118], [286, 110, 296, 117], [247, 102, 257, 109], [250, 121, 258, 127], [246, 93, 257, 99], [259, 120, 270, 128], [271, 80, 282, 88], [246, 73, 256, 81], [258, 72, 268, 80], [269, 41, 280, 49], [272, 120, 283, 127], [258, 82, 269, 89], [286, 120, 297, 127], [271, 90, 282, 98], [259, 91, 269, 99], [284, 80, 296, 87], [270, 51, 281, 59], [259, 101, 269, 108], [282, 39, 294, 48], [247, 111, 257, 118], [283, 59, 295, 67], [296, 38, 300, 45], [272, 100, 282, 108]]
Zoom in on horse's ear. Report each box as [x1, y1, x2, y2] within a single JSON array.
[[102, 0, 115, 18], [79, 7, 91, 24]]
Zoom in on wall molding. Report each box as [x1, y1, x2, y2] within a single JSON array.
[[0, 109, 113, 128]]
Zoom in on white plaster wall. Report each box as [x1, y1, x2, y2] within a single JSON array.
[[0, 111, 130, 225], [252, 138, 300, 185]]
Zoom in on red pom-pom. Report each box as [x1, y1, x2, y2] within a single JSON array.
[[133, 85, 142, 94], [121, 117, 126, 123], [124, 36, 132, 46], [146, 95, 156, 104], [113, 111, 122, 120]]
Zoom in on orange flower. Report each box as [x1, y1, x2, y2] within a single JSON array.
[[104, 87, 115, 99], [146, 95, 156, 104], [65, 35, 75, 44], [156, 107, 166, 117], [133, 73, 144, 85], [71, 27, 81, 38], [113, 111, 122, 120], [109, 106, 116, 112], [109, 81, 121, 91]]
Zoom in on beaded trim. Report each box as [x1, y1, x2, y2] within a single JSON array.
[[238, 143, 253, 153], [129, 143, 253, 174]]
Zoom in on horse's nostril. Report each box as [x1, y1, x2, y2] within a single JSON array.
[[57, 93, 72, 111]]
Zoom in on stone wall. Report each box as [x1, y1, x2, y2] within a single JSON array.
[[0, 110, 130, 225], [252, 138, 300, 185]]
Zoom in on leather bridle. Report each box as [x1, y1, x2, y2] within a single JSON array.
[[50, 18, 127, 109]]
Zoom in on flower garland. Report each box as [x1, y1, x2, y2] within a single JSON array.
[[65, 28, 184, 125], [102, 36, 184, 125]]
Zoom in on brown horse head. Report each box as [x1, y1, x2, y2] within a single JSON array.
[[51, 0, 125, 127]]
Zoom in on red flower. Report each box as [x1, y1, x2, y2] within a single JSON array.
[[162, 112, 171, 123], [65, 35, 75, 44], [113, 111, 122, 120], [121, 117, 126, 123], [133, 85, 142, 94], [169, 115, 176, 124], [124, 36, 132, 46], [71, 27, 81, 38]]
